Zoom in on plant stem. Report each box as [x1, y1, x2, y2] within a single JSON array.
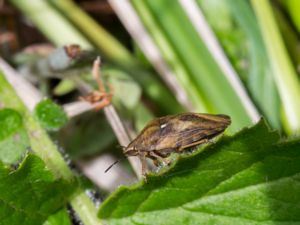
[[251, 0, 300, 133], [71, 190, 102, 225]]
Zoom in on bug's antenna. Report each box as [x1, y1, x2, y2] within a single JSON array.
[[104, 146, 128, 173], [104, 160, 120, 173]]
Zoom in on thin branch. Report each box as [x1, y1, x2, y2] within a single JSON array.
[[64, 101, 94, 118]]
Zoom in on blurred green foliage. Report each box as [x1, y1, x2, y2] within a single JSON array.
[[3, 0, 300, 224]]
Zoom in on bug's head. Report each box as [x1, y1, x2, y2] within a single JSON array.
[[123, 146, 138, 156]]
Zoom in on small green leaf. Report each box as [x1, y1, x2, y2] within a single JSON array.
[[99, 120, 300, 224], [0, 108, 22, 140], [43, 208, 71, 225], [0, 108, 29, 164], [34, 99, 68, 131], [0, 154, 75, 225]]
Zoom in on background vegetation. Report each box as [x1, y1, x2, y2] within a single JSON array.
[[1, 0, 300, 224]]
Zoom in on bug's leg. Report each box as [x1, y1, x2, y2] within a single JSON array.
[[139, 152, 148, 179], [177, 138, 209, 152], [147, 155, 160, 167], [150, 151, 171, 166], [207, 138, 216, 144]]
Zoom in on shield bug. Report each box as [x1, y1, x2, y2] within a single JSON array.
[[124, 112, 231, 176]]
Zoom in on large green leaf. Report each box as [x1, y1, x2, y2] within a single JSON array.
[[98, 120, 300, 224], [0, 154, 74, 225]]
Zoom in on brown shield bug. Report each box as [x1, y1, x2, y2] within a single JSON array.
[[124, 113, 231, 177]]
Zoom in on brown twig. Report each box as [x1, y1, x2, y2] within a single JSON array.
[[78, 57, 142, 178]]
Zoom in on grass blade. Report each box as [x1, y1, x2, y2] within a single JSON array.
[[251, 0, 300, 133]]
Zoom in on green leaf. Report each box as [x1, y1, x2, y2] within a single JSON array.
[[0, 154, 75, 225], [43, 208, 71, 225], [34, 99, 68, 131], [0, 108, 22, 140], [99, 120, 300, 224], [0, 108, 29, 164]]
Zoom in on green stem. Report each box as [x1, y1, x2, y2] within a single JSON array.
[[251, 0, 300, 133], [71, 190, 102, 225], [0, 71, 101, 225], [9, 0, 92, 49]]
